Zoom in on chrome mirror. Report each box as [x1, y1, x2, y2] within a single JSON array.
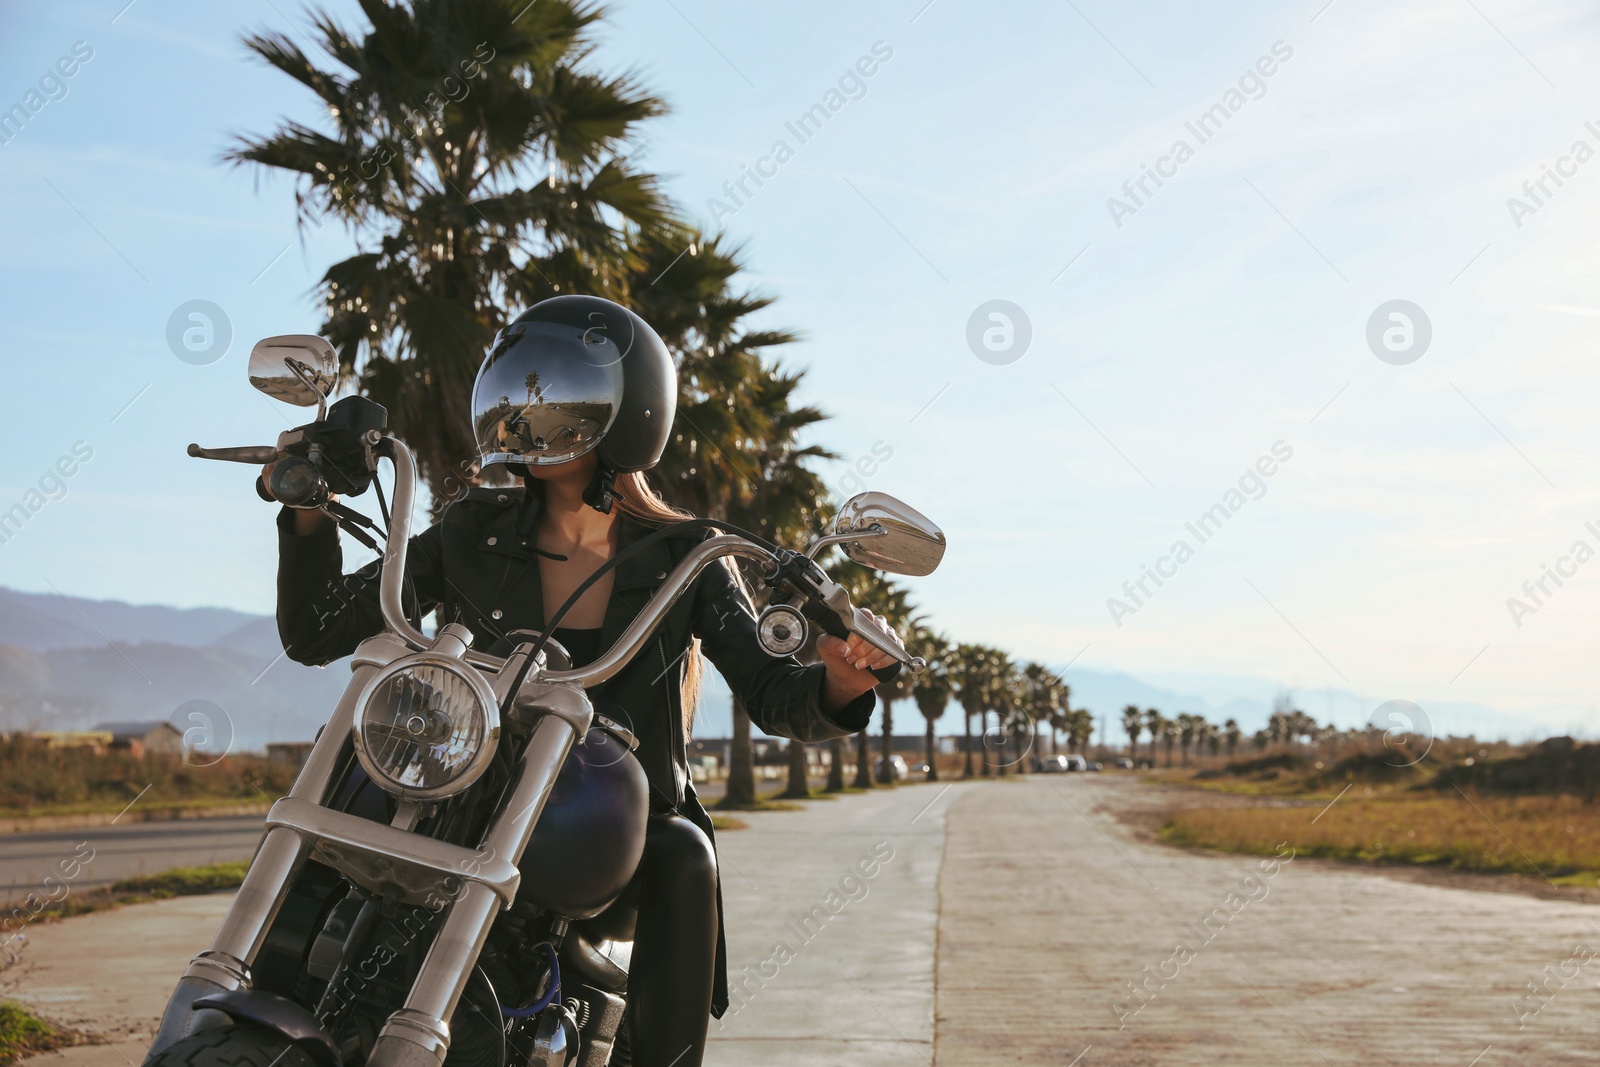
[[248, 335, 337, 409], [820, 492, 946, 576]]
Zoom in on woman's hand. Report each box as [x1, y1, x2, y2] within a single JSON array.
[[817, 610, 905, 711]]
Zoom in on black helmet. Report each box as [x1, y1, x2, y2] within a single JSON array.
[[471, 295, 676, 475]]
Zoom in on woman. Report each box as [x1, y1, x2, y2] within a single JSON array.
[[271, 295, 903, 1067]]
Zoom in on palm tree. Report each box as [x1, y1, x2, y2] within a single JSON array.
[[1068, 708, 1094, 756], [1022, 664, 1064, 771], [1266, 711, 1290, 750], [230, 0, 674, 507], [1121, 705, 1143, 763], [824, 737, 847, 792], [1143, 708, 1165, 766], [1177, 713, 1200, 766], [951, 645, 996, 778], [1224, 718, 1241, 758], [987, 653, 1020, 776], [635, 234, 843, 809], [877, 665, 915, 785], [912, 632, 953, 781], [1160, 717, 1179, 767], [1049, 706, 1069, 757]]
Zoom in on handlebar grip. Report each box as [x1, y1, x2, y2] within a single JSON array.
[[869, 662, 903, 685]]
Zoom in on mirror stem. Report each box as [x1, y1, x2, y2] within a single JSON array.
[[803, 524, 887, 560], [286, 357, 330, 420]]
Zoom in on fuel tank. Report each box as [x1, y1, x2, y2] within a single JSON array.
[[516, 724, 648, 919]]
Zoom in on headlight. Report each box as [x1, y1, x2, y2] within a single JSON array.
[[353, 653, 500, 801]]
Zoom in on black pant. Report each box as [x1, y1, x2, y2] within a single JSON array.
[[626, 814, 718, 1067]]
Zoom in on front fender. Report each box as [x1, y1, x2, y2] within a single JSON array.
[[192, 990, 340, 1067]]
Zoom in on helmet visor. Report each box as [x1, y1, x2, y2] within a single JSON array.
[[473, 322, 625, 467]]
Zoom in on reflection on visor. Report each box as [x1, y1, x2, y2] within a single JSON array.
[[473, 324, 625, 466]]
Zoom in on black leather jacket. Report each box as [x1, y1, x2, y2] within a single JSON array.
[[274, 485, 876, 1013]]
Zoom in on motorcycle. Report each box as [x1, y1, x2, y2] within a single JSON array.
[[142, 335, 946, 1067]]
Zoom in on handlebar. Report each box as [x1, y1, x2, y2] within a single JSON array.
[[377, 436, 920, 682], [194, 431, 920, 682]]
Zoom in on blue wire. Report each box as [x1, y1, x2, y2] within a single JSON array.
[[501, 942, 561, 1018]]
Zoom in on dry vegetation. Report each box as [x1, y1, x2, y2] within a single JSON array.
[[0, 735, 296, 817], [1154, 736, 1600, 884]]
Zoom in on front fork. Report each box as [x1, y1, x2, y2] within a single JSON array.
[[145, 634, 590, 1067], [365, 696, 580, 1067]]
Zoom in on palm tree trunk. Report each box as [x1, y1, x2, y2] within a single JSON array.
[[721, 698, 756, 808], [853, 728, 874, 789], [781, 739, 810, 798], [962, 709, 975, 778], [977, 710, 988, 777], [877, 700, 896, 784], [825, 736, 845, 792], [994, 713, 1006, 777], [924, 714, 938, 781]]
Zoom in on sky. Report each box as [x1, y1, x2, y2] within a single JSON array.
[[3, 0, 1600, 740]]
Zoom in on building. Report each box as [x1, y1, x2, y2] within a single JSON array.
[[267, 742, 315, 771], [93, 721, 185, 758], [31, 730, 115, 752]]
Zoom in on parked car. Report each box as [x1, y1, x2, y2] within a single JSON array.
[[1085, 760, 1103, 771], [874, 754, 909, 781], [1064, 755, 1088, 772], [1115, 757, 1135, 770], [910, 761, 931, 775], [1038, 755, 1069, 773]]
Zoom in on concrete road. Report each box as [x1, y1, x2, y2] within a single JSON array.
[[935, 776, 1600, 1065], [6, 776, 1599, 1066], [1, 893, 237, 1067], [0, 817, 265, 904], [706, 780, 966, 1065]]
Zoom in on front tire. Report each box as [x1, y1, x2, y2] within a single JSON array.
[[145, 1024, 321, 1067]]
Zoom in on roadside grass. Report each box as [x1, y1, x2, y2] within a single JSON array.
[[1162, 793, 1600, 881], [0, 1001, 94, 1065], [3, 862, 249, 932], [712, 797, 803, 813], [0, 737, 295, 819], [111, 862, 251, 898]]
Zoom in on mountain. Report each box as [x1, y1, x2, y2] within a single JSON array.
[[1056, 667, 1564, 745], [0, 586, 347, 748], [0, 587, 260, 651], [0, 586, 1565, 748]]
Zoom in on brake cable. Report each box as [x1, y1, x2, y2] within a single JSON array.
[[511, 516, 782, 674]]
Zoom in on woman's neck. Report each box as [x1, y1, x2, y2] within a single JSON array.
[[537, 473, 618, 551]]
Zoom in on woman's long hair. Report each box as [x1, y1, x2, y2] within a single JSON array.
[[613, 471, 705, 739]]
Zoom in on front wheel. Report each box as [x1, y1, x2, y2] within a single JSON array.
[[146, 1024, 321, 1067]]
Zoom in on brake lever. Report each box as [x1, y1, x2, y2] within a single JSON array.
[[187, 444, 280, 464]]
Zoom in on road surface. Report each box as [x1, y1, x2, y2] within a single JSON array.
[[0, 776, 780, 905], [4, 776, 1597, 1065], [0, 817, 266, 904]]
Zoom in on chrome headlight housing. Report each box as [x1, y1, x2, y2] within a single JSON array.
[[352, 652, 501, 801]]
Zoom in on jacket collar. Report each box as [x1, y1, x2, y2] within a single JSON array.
[[485, 485, 679, 653]]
